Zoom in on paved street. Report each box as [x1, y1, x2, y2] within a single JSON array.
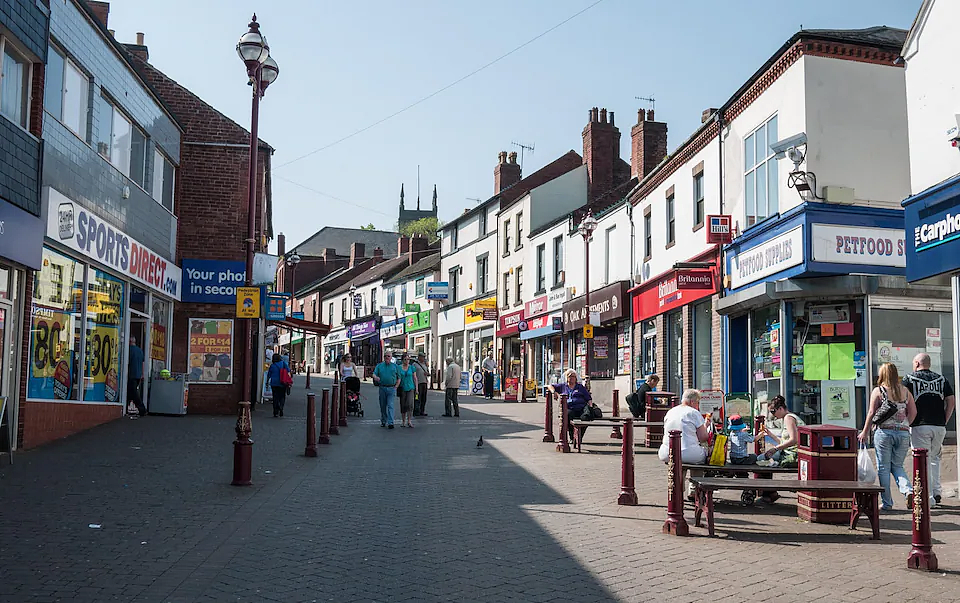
[[1, 375, 959, 603]]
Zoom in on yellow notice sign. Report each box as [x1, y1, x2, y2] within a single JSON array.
[[583, 324, 594, 339], [236, 287, 261, 318], [475, 298, 497, 310]]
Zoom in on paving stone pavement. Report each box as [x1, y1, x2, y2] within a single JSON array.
[[1, 375, 959, 602]]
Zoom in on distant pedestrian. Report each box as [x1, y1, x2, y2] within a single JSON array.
[[127, 336, 146, 418], [904, 353, 955, 508], [443, 357, 461, 417], [412, 352, 429, 416], [397, 354, 418, 428], [267, 353, 290, 417], [482, 350, 497, 399], [860, 363, 917, 511], [373, 350, 401, 429]]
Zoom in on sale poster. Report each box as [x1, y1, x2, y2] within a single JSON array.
[[85, 322, 120, 402], [28, 307, 77, 400], [187, 319, 234, 383], [504, 377, 519, 401], [150, 323, 167, 361]]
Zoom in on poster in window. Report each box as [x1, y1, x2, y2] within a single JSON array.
[[84, 270, 124, 403], [589, 331, 616, 379], [188, 319, 234, 383]]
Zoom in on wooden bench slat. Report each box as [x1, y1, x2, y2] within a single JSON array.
[[692, 478, 882, 492], [683, 463, 795, 474]]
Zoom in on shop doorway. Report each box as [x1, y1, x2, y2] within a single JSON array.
[[128, 316, 148, 414]]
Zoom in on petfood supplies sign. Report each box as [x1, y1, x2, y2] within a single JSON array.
[[726, 226, 803, 290], [46, 190, 182, 299]]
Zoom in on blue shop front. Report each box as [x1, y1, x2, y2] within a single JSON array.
[[718, 202, 953, 429]]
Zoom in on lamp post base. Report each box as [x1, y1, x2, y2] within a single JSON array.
[[232, 439, 253, 486]]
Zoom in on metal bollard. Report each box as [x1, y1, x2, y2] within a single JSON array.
[[339, 379, 348, 427], [556, 394, 571, 453], [231, 401, 253, 486], [329, 384, 340, 435], [305, 366, 311, 390], [618, 418, 638, 505], [907, 448, 938, 571], [662, 429, 689, 536], [305, 392, 318, 457], [610, 389, 623, 439], [319, 389, 331, 445], [542, 391, 555, 443]]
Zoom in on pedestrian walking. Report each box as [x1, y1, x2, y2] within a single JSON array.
[[267, 353, 291, 417], [397, 354, 418, 428], [412, 352, 429, 416], [482, 350, 497, 399], [127, 336, 147, 418], [904, 352, 956, 507], [443, 357, 461, 417], [860, 362, 917, 511], [373, 350, 401, 429]]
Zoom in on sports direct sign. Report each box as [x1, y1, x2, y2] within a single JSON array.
[[46, 190, 181, 299]]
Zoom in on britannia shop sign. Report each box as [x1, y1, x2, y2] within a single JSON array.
[[633, 267, 717, 322], [726, 226, 803, 290]]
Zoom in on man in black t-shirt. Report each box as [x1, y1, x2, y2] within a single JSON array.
[[627, 374, 659, 418], [903, 353, 956, 507]]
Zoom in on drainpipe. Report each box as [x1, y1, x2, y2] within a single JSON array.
[[716, 109, 728, 394], [628, 201, 636, 389]]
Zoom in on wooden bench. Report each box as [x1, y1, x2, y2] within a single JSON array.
[[690, 477, 884, 539], [568, 418, 662, 452], [682, 463, 795, 505]]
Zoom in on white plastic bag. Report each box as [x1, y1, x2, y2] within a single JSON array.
[[858, 443, 877, 483]]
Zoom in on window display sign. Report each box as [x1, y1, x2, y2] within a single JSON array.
[[808, 304, 851, 325], [151, 323, 167, 361], [187, 319, 234, 383], [29, 248, 84, 401], [821, 380, 856, 428], [84, 270, 124, 403]]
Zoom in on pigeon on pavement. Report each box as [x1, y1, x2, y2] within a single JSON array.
[[476, 435, 483, 448]]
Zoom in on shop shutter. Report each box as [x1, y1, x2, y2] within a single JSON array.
[[867, 296, 952, 313]]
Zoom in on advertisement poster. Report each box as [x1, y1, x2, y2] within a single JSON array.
[[504, 377, 519, 401], [150, 323, 167, 361], [84, 272, 124, 403], [29, 307, 76, 399], [459, 371, 470, 392], [854, 351, 867, 387], [471, 371, 483, 395], [821, 380, 856, 428], [594, 337, 609, 359], [188, 319, 234, 383], [699, 390, 725, 424]]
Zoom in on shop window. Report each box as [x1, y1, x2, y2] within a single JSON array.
[[616, 321, 631, 375], [666, 311, 683, 394], [1, 36, 31, 128], [150, 298, 169, 373], [443, 333, 464, 369], [744, 114, 779, 227], [45, 45, 89, 140], [84, 270, 125, 403], [750, 304, 781, 409], [641, 320, 656, 377], [693, 300, 712, 389], [28, 248, 84, 401]]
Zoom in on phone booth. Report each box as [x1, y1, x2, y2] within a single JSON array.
[[797, 425, 857, 524], [644, 391, 678, 447]]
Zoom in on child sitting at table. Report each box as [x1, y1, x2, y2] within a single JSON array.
[[727, 414, 757, 465]]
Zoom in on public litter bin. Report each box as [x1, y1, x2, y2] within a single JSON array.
[[644, 391, 678, 448], [797, 425, 857, 524]]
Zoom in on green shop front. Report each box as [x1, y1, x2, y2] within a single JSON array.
[[405, 309, 432, 366]]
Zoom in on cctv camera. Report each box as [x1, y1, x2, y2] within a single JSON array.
[[770, 132, 808, 158], [786, 147, 804, 164]]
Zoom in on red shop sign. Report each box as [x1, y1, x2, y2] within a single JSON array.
[[632, 269, 718, 322], [524, 295, 548, 318], [497, 309, 525, 337]]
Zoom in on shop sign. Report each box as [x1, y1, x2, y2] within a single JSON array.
[[706, 215, 732, 244], [726, 226, 803, 290], [676, 270, 713, 290], [497, 309, 524, 337], [475, 298, 497, 309], [380, 306, 397, 318], [380, 319, 404, 339], [810, 224, 905, 267], [903, 183, 960, 281], [405, 310, 431, 332], [808, 303, 851, 325], [404, 303, 421, 313], [46, 190, 182, 299], [465, 296, 497, 325], [348, 320, 376, 338], [353, 295, 362, 309], [266, 294, 287, 321], [0, 198, 44, 270], [292, 312, 304, 320], [547, 288, 567, 311], [324, 329, 348, 344], [632, 266, 717, 322], [187, 318, 234, 384], [561, 281, 628, 331], [235, 287, 261, 318], [524, 295, 548, 318], [426, 281, 449, 300]]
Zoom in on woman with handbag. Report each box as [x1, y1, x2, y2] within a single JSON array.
[[548, 369, 595, 444], [267, 353, 291, 417], [397, 354, 418, 428], [860, 362, 917, 510]]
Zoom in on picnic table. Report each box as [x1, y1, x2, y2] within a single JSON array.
[[690, 477, 884, 539], [568, 418, 662, 452], [682, 463, 795, 505]]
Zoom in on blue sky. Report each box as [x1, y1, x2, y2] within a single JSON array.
[[106, 0, 921, 253]]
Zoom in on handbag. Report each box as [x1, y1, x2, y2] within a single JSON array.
[[708, 433, 728, 466], [279, 366, 293, 387], [871, 386, 898, 426]]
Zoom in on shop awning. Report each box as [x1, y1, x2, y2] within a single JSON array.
[[269, 317, 331, 336]]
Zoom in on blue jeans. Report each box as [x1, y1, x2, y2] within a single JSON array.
[[378, 387, 396, 426], [875, 428, 913, 508]]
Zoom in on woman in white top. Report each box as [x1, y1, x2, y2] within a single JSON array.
[[860, 362, 917, 511], [339, 353, 361, 396], [657, 389, 709, 464]]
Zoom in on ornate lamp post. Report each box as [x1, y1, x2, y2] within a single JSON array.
[[578, 210, 598, 385], [233, 14, 279, 487], [350, 285, 359, 319], [286, 250, 301, 364]]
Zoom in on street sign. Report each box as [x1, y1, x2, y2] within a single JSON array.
[[353, 295, 362, 309], [292, 311, 305, 320], [426, 281, 449, 300], [265, 294, 287, 320], [583, 324, 594, 339], [236, 287, 260, 318], [706, 215, 733, 244], [517, 320, 529, 332]]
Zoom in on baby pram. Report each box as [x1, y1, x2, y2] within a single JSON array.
[[344, 376, 363, 416]]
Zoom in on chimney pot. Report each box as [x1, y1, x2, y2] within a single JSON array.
[[609, 111, 615, 126], [637, 109, 645, 124], [646, 109, 655, 121], [599, 108, 608, 124], [508, 151, 517, 164], [136, 32, 144, 45], [498, 151, 507, 164], [591, 107, 599, 122]]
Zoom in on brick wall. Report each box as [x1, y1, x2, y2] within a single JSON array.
[[711, 295, 723, 390], [16, 272, 33, 449], [172, 305, 241, 414], [20, 401, 121, 449]]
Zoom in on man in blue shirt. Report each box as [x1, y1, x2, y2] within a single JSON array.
[[127, 336, 147, 418], [373, 350, 401, 428]]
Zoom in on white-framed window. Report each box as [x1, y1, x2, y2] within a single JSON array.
[[448, 267, 459, 304], [97, 94, 146, 187], [536, 243, 546, 293], [477, 255, 488, 294], [503, 219, 511, 255], [666, 195, 675, 245], [693, 171, 705, 227], [744, 114, 779, 227], [552, 235, 563, 287], [1, 36, 31, 129], [515, 212, 523, 249], [415, 278, 425, 298], [502, 272, 510, 309], [451, 224, 458, 251], [643, 211, 652, 260], [515, 266, 523, 305], [370, 287, 377, 312], [604, 226, 616, 284], [153, 148, 175, 212], [479, 209, 487, 236], [44, 45, 88, 140]]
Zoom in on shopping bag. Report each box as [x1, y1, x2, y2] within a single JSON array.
[[708, 434, 728, 466], [857, 443, 877, 483], [280, 367, 293, 387]]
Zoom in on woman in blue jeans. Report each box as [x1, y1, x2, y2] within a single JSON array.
[[860, 363, 917, 510]]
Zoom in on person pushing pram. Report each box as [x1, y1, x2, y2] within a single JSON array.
[[339, 353, 363, 416]]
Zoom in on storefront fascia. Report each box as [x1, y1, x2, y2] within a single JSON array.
[[719, 202, 951, 428], [322, 328, 348, 373], [561, 281, 631, 388]]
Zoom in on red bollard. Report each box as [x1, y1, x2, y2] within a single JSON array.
[[231, 401, 253, 486], [618, 418, 638, 505], [907, 448, 938, 571], [610, 389, 623, 439], [662, 429, 689, 536], [330, 384, 340, 435], [542, 391, 555, 443], [305, 392, 318, 457], [305, 366, 311, 390], [339, 379, 348, 427], [556, 394, 571, 453], [319, 389, 331, 445]]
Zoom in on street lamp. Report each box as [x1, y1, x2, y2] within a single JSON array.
[[233, 14, 280, 487], [350, 284, 359, 319], [578, 210, 598, 386], [286, 251, 302, 367]]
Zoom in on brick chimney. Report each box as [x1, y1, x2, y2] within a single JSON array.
[[372, 247, 384, 263], [87, 1, 110, 28], [408, 235, 429, 266], [631, 109, 668, 180], [398, 236, 411, 256], [583, 107, 623, 203], [701, 108, 719, 124], [277, 233, 286, 257], [125, 32, 149, 62], [349, 242, 366, 268], [494, 151, 521, 194]]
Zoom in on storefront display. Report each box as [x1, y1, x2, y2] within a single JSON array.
[[28, 248, 83, 400], [84, 269, 125, 403], [562, 281, 630, 382], [188, 318, 234, 383]]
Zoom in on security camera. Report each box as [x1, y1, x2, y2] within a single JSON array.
[[770, 132, 808, 158]]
